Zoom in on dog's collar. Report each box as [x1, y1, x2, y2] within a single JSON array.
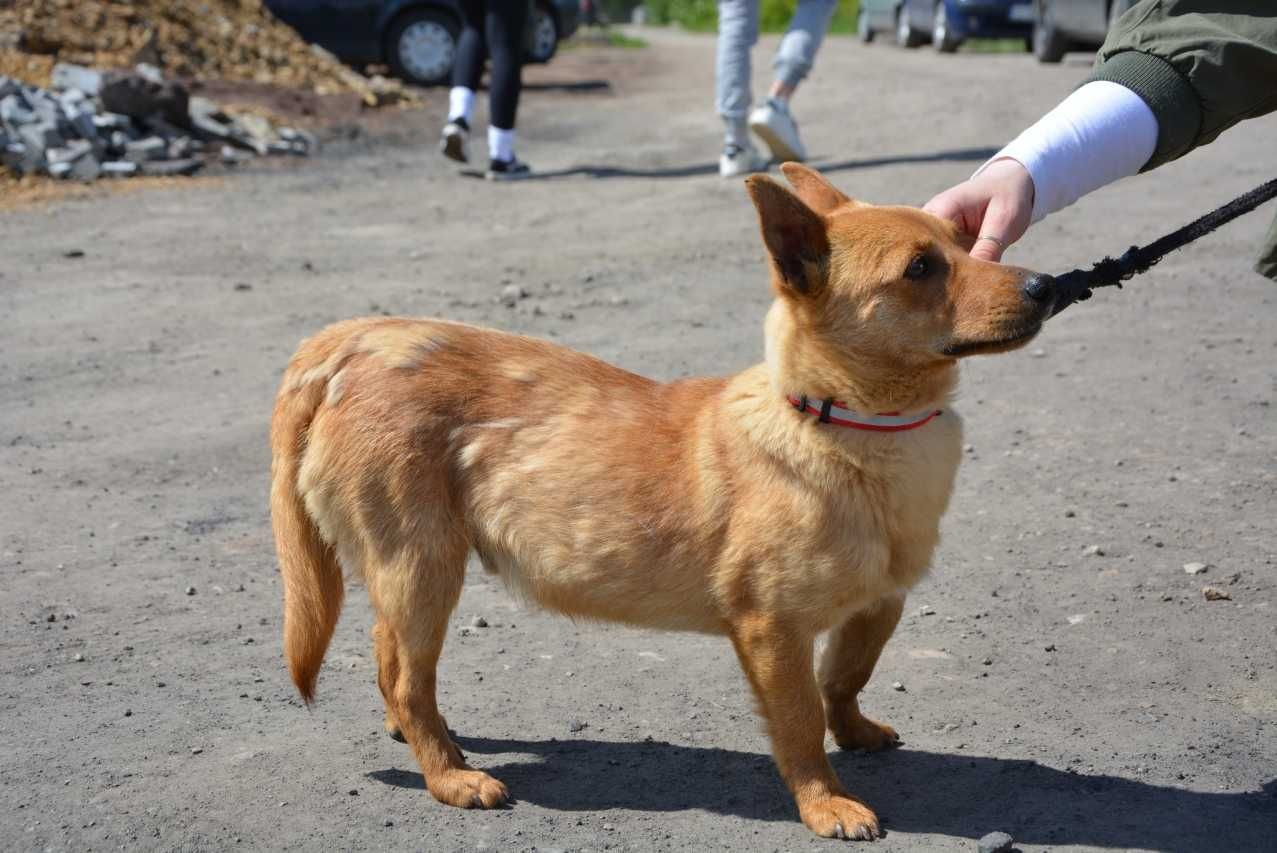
[[786, 394, 942, 432]]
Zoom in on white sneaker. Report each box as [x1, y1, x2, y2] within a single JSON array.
[[719, 141, 768, 178], [749, 99, 806, 163]]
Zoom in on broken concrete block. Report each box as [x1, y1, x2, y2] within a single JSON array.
[[92, 112, 134, 132], [58, 88, 90, 109], [167, 136, 201, 160], [134, 63, 165, 85], [278, 127, 318, 155], [17, 122, 63, 155], [1, 94, 35, 126], [69, 154, 102, 182], [139, 157, 203, 176], [220, 145, 251, 165], [66, 108, 100, 144], [46, 139, 94, 165], [100, 70, 190, 126], [123, 136, 166, 163], [51, 63, 104, 96], [101, 160, 139, 177]]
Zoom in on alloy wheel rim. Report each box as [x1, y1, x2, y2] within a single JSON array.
[[400, 20, 455, 80]]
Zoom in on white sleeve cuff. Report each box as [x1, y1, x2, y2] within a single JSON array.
[[975, 80, 1159, 224]]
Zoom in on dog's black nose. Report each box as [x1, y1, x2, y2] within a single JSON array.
[[1022, 273, 1055, 303]]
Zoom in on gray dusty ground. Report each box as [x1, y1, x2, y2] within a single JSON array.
[[3, 29, 1276, 853]]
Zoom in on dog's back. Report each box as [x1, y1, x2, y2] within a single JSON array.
[[271, 318, 734, 700]]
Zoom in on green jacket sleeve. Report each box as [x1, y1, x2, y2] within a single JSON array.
[[1084, 0, 1277, 171]]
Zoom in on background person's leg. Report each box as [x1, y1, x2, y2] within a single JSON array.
[[441, 0, 488, 161], [716, 0, 765, 176], [749, 0, 835, 162], [483, 0, 530, 175], [716, 0, 760, 147], [451, 0, 487, 118], [772, 0, 837, 98], [485, 0, 529, 133]]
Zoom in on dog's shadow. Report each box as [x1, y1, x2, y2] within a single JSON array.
[[368, 736, 1276, 850]]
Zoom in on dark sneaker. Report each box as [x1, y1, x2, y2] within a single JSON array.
[[440, 118, 469, 163], [485, 157, 532, 181]]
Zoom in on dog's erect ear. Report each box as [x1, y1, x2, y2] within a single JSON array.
[[780, 163, 853, 215], [745, 174, 830, 296]]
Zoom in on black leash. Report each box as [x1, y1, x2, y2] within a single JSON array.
[[1050, 175, 1277, 316]]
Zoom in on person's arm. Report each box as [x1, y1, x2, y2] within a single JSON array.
[[926, 0, 1277, 263]]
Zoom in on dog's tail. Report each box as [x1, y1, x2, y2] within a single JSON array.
[[270, 325, 357, 704]]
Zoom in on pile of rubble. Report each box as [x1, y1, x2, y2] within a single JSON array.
[[1, 63, 315, 181], [0, 0, 413, 107]]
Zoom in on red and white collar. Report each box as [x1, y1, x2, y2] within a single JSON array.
[[786, 394, 942, 432]]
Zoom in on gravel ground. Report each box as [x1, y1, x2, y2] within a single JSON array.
[[2, 29, 1275, 853]]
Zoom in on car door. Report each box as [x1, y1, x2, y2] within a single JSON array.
[[266, 0, 382, 61]]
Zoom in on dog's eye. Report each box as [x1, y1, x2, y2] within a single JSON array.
[[904, 255, 930, 281]]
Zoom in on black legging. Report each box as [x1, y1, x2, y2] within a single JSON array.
[[452, 0, 528, 132]]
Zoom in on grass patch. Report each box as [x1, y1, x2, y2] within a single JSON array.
[[607, 31, 649, 48], [961, 37, 1031, 53], [645, 0, 861, 33]]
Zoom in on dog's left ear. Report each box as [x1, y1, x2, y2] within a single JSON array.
[[780, 163, 853, 215], [745, 174, 830, 297]]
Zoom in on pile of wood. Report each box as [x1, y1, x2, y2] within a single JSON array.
[[0, 0, 414, 106]]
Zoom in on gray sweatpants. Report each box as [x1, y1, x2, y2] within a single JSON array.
[[715, 0, 838, 126]]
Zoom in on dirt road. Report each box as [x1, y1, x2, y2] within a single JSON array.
[[3, 29, 1275, 852]]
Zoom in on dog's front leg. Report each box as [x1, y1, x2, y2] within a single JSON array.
[[730, 615, 881, 840], [818, 594, 905, 752]]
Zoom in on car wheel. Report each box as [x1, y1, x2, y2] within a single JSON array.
[[387, 9, 459, 86], [932, 2, 959, 53], [1032, 0, 1068, 63], [895, 8, 925, 48], [857, 8, 875, 43], [526, 3, 559, 64]]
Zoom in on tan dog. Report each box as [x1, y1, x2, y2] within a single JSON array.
[[270, 164, 1055, 840]]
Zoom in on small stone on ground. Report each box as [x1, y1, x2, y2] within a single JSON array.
[[977, 830, 1014, 853]]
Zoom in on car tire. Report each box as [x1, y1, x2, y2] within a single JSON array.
[[526, 2, 559, 64], [386, 9, 459, 86], [932, 2, 959, 53], [1032, 0, 1068, 63], [895, 8, 925, 48], [857, 8, 875, 43]]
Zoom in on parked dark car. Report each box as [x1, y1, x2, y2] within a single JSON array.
[[1032, 0, 1136, 62], [265, 0, 580, 86], [858, 0, 1035, 52]]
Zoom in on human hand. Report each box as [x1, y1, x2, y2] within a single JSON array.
[[923, 158, 1035, 262]]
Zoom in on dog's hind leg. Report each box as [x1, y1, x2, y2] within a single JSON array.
[[370, 537, 506, 809], [373, 620, 406, 743], [818, 594, 905, 752], [374, 619, 464, 761]]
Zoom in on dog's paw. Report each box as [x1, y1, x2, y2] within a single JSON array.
[[799, 793, 881, 840], [830, 713, 900, 753], [427, 769, 509, 809]]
